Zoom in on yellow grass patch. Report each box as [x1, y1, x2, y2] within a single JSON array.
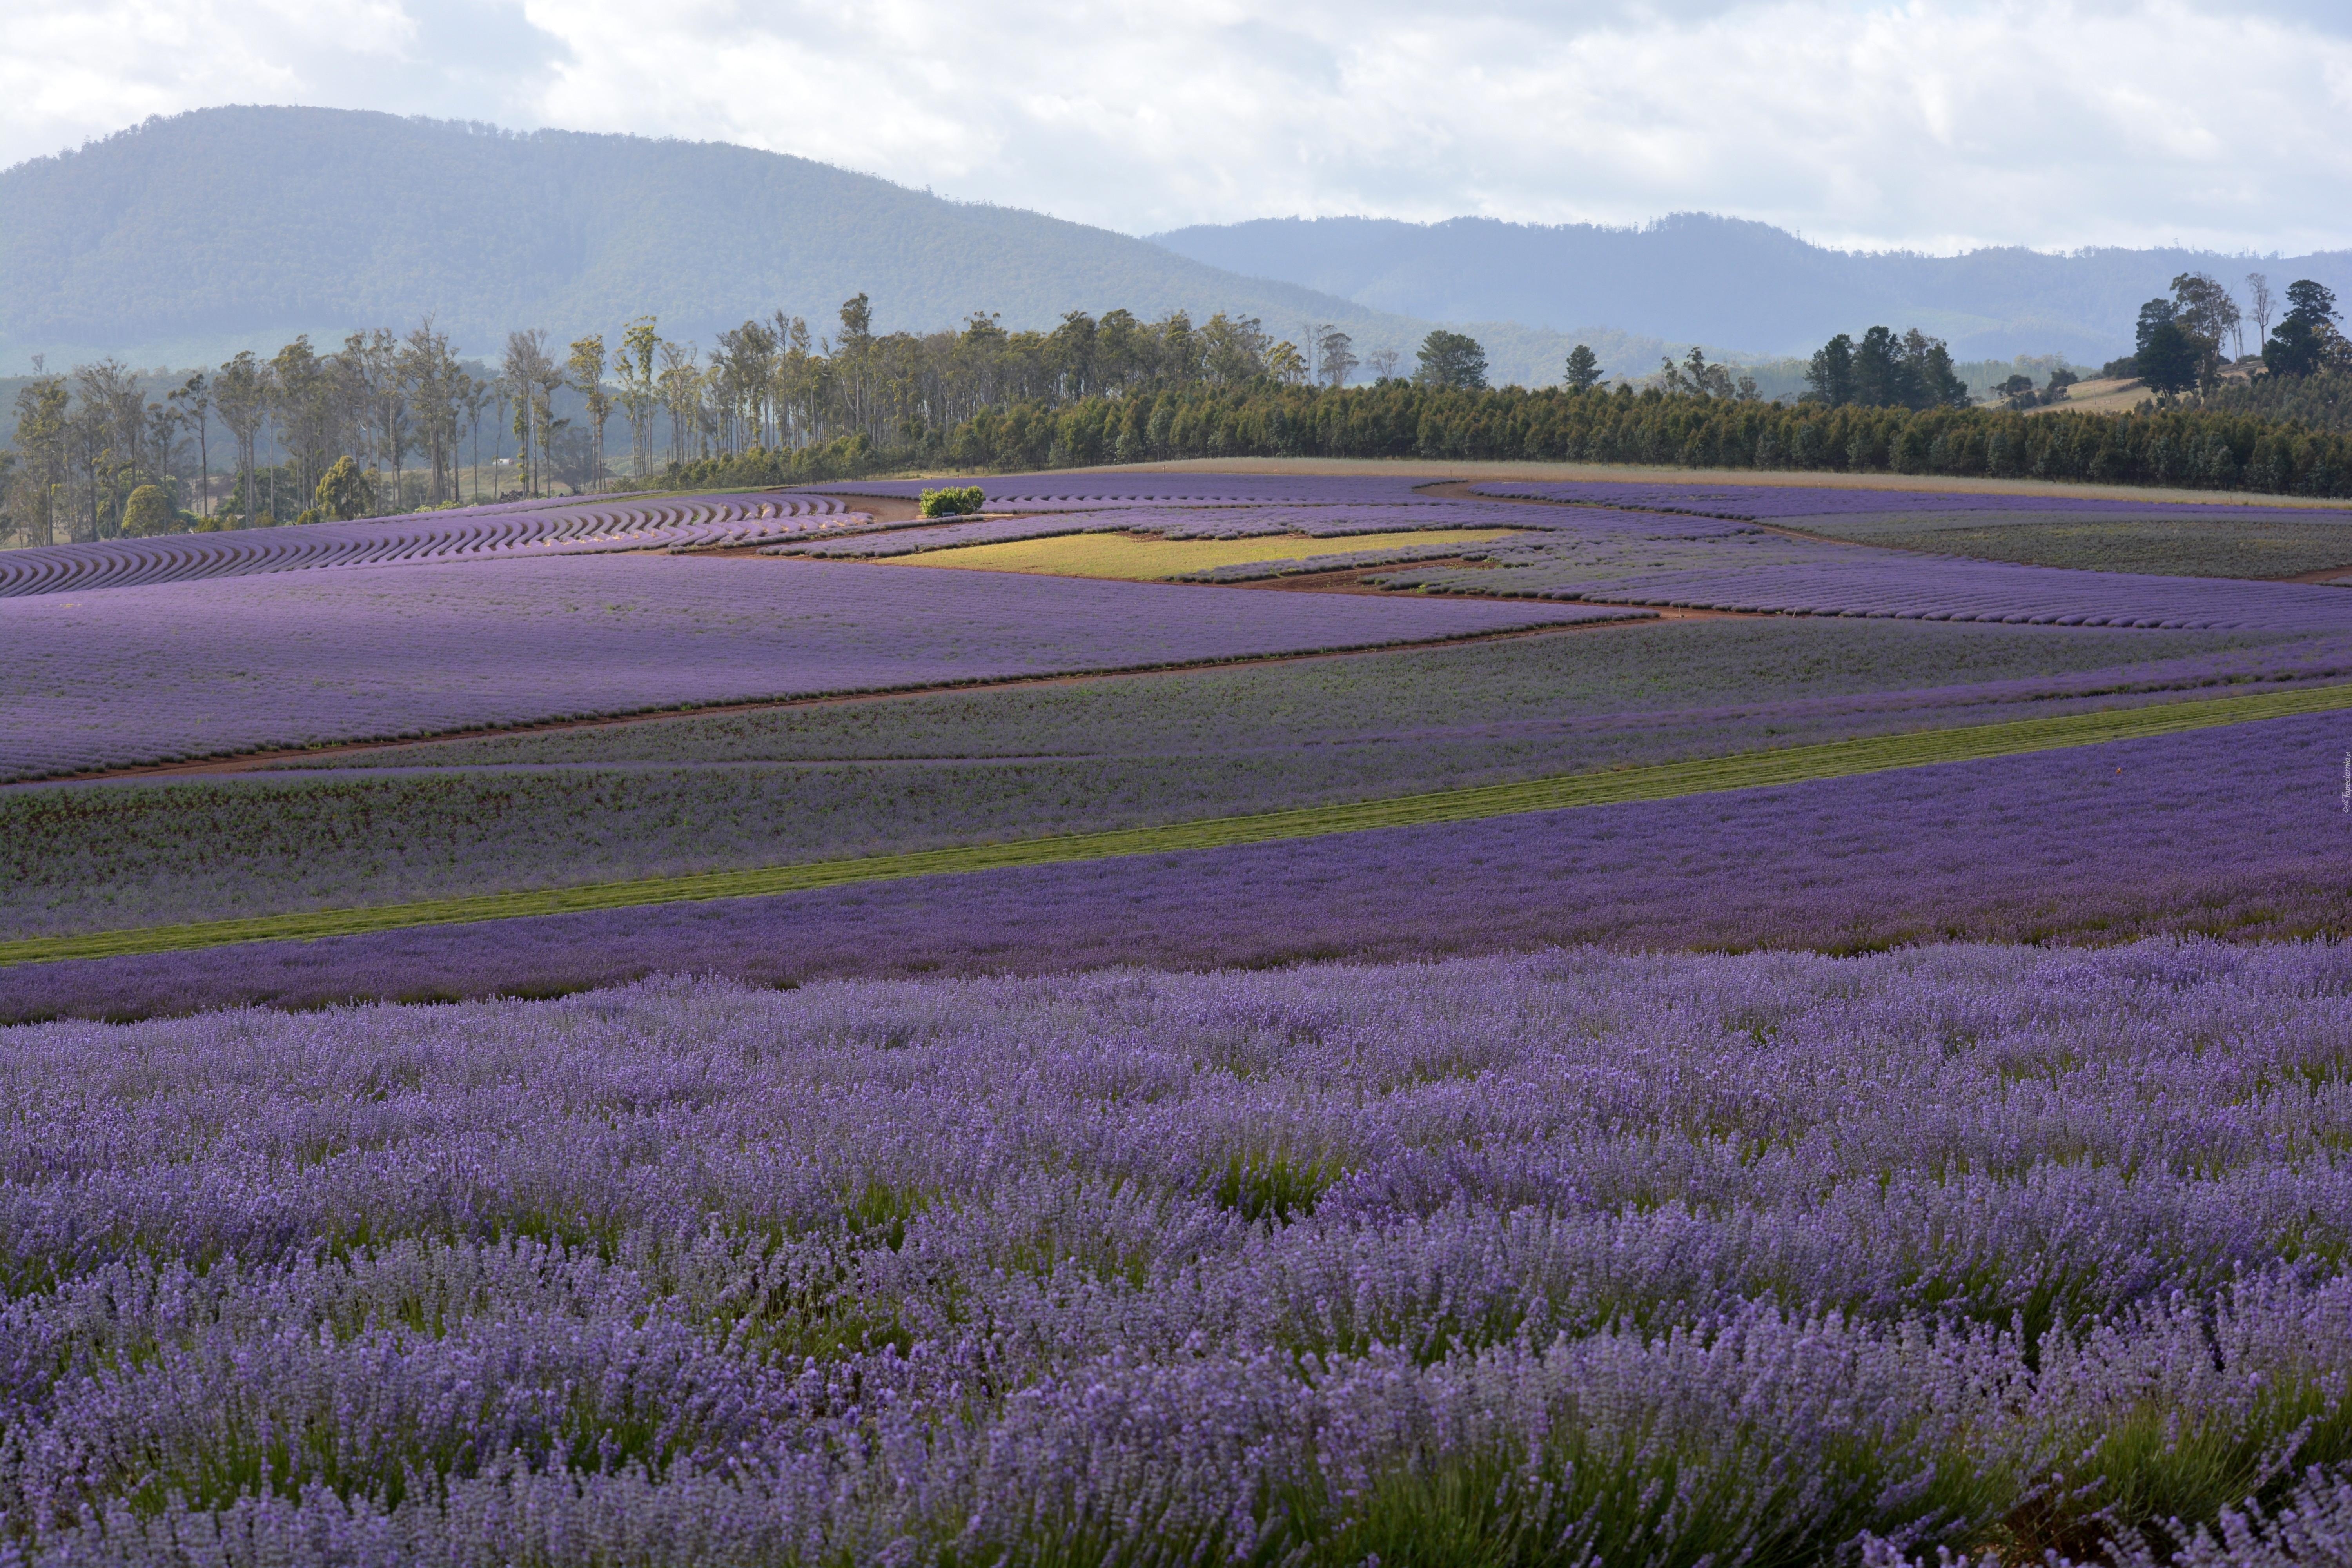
[[889, 528, 1523, 580]]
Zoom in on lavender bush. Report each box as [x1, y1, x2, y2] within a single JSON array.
[[0, 558, 1623, 780], [0, 492, 864, 597], [9, 938, 2352, 1562]]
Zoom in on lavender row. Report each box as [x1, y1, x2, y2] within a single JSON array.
[[0, 493, 867, 598], [0, 557, 1615, 780], [13, 929, 2352, 1559], [5, 623, 2319, 938], [1473, 477, 2352, 522], [16, 707, 2351, 1020], [823, 471, 1450, 508]]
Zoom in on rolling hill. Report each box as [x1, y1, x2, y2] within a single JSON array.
[[1149, 213, 2352, 363], [0, 107, 1632, 385]]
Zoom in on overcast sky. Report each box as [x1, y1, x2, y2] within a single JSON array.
[[7, 0, 2349, 254]]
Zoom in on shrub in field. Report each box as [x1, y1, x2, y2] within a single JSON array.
[[312, 454, 378, 521], [117, 485, 176, 537], [918, 484, 985, 517]]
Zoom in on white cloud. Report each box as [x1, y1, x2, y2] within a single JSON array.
[[5, 0, 2350, 252]]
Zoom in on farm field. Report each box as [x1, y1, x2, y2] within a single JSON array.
[[4, 620, 2333, 940], [9, 462, 2352, 1566], [887, 525, 1523, 579]]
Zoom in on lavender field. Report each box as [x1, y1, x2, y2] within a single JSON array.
[[0, 556, 1624, 779], [0, 491, 868, 597], [1470, 478, 2352, 580], [4, 619, 2327, 938], [9, 941, 2352, 1564], [19, 465, 2352, 1566], [13, 704, 2352, 1019]]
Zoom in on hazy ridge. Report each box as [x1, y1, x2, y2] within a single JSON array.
[[1150, 214, 2352, 363]]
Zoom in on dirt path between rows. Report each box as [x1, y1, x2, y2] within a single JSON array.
[[24, 615, 1702, 786]]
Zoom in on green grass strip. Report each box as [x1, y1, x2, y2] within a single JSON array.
[[11, 680, 2352, 967]]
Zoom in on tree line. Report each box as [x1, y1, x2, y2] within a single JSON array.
[[3, 301, 1497, 546], [677, 378, 2352, 499], [20, 282, 2352, 545], [2114, 270, 2352, 398]]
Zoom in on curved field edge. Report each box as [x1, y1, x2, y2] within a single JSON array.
[[8, 679, 2350, 969], [0, 614, 1646, 785]]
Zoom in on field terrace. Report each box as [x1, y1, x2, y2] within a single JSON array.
[[7, 465, 2352, 1566]]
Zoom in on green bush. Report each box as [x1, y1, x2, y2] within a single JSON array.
[[918, 485, 985, 517], [119, 485, 178, 537]]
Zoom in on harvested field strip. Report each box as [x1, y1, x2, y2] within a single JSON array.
[[891, 528, 1524, 579], [10, 678, 2352, 967]]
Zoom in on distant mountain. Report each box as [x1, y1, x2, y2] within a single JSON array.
[[1148, 214, 2352, 363], [0, 107, 1622, 386]]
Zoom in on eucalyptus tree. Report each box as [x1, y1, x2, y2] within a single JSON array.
[[836, 293, 875, 441], [1314, 325, 1357, 388], [268, 336, 341, 513], [71, 360, 151, 539], [567, 334, 612, 490], [401, 322, 463, 505], [10, 376, 69, 546], [620, 316, 661, 477], [501, 329, 557, 495], [1199, 313, 1271, 387], [213, 352, 270, 524], [166, 372, 212, 515]]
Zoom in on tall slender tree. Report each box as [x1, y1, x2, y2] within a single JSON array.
[[167, 373, 212, 517], [565, 334, 612, 491]]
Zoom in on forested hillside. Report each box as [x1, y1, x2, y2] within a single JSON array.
[[1152, 214, 2352, 364], [0, 108, 1614, 385]]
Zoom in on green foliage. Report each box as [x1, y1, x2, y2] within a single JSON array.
[[311, 454, 376, 521], [2264, 280, 2344, 379], [1564, 343, 1602, 391], [118, 484, 176, 537], [1808, 325, 1970, 409], [660, 434, 876, 490], [898, 379, 2352, 497], [1415, 330, 1488, 390], [2136, 299, 2201, 397], [918, 484, 984, 517]]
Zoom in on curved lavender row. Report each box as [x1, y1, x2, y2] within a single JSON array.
[[0, 557, 1621, 780], [15, 709, 2349, 1016], [13, 927, 2352, 1559], [0, 492, 861, 598], [820, 471, 1446, 507], [1475, 477, 2352, 523]]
